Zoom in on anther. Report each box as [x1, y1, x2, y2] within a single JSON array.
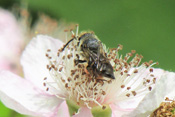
[[144, 62, 150, 67], [149, 68, 153, 72], [134, 69, 138, 73], [64, 29, 68, 32], [153, 78, 156, 84], [165, 97, 170, 101], [131, 50, 136, 54], [44, 77, 47, 80], [43, 82, 46, 87], [57, 52, 60, 57], [47, 49, 51, 52], [131, 91, 137, 96], [65, 83, 68, 88], [102, 106, 106, 110], [127, 87, 131, 90], [67, 54, 71, 59], [68, 77, 71, 82], [45, 53, 49, 57], [148, 86, 152, 91], [127, 74, 130, 76], [146, 79, 150, 83], [121, 85, 125, 88], [59, 67, 63, 72], [149, 60, 153, 64], [62, 56, 65, 60], [126, 93, 130, 97], [102, 91, 106, 95], [124, 70, 128, 73]]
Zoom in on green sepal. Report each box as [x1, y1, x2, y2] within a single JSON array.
[[91, 105, 112, 117], [66, 99, 80, 116]]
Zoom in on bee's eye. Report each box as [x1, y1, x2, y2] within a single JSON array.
[[104, 73, 115, 79], [101, 64, 115, 79]]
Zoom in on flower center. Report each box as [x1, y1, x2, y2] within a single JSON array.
[[44, 38, 113, 108], [150, 97, 175, 116], [43, 28, 159, 109]]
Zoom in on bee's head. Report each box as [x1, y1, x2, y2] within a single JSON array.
[[101, 62, 115, 79]]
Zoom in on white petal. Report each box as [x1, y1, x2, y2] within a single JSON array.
[[111, 103, 133, 117], [21, 35, 64, 90], [110, 68, 166, 117], [123, 71, 175, 117], [0, 71, 63, 116]]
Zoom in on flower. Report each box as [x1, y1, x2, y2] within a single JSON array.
[[0, 8, 24, 75], [124, 71, 175, 117], [0, 7, 74, 116], [0, 7, 74, 76], [0, 27, 167, 116]]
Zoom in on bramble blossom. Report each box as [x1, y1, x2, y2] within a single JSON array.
[[0, 8, 24, 75], [0, 28, 168, 116], [0, 7, 73, 75], [125, 72, 175, 117]]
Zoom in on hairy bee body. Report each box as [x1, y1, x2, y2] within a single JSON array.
[[78, 33, 115, 79], [62, 31, 115, 79]]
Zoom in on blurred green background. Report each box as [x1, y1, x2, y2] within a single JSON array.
[[0, 0, 175, 116]]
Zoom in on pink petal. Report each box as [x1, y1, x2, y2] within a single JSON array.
[[73, 107, 93, 117], [0, 8, 23, 55], [21, 35, 64, 90], [57, 101, 70, 117], [111, 103, 132, 117], [0, 8, 23, 74], [110, 99, 139, 117], [0, 71, 63, 116], [124, 71, 175, 117]]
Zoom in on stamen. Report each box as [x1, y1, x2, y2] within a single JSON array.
[[75, 24, 79, 37]]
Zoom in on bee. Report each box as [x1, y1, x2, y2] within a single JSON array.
[[62, 27, 115, 79]]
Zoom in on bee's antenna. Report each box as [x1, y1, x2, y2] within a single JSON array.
[[75, 24, 79, 37]]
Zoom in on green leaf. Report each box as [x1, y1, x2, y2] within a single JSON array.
[[91, 105, 112, 117], [66, 99, 80, 116]]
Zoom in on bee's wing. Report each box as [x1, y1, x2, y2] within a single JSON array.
[[86, 50, 100, 68]]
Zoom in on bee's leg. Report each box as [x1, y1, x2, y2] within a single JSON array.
[[86, 64, 91, 71], [96, 78, 107, 82], [74, 59, 86, 65], [86, 62, 97, 78]]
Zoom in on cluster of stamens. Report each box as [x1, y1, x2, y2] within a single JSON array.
[[103, 44, 158, 103], [151, 97, 175, 117], [42, 27, 159, 109]]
